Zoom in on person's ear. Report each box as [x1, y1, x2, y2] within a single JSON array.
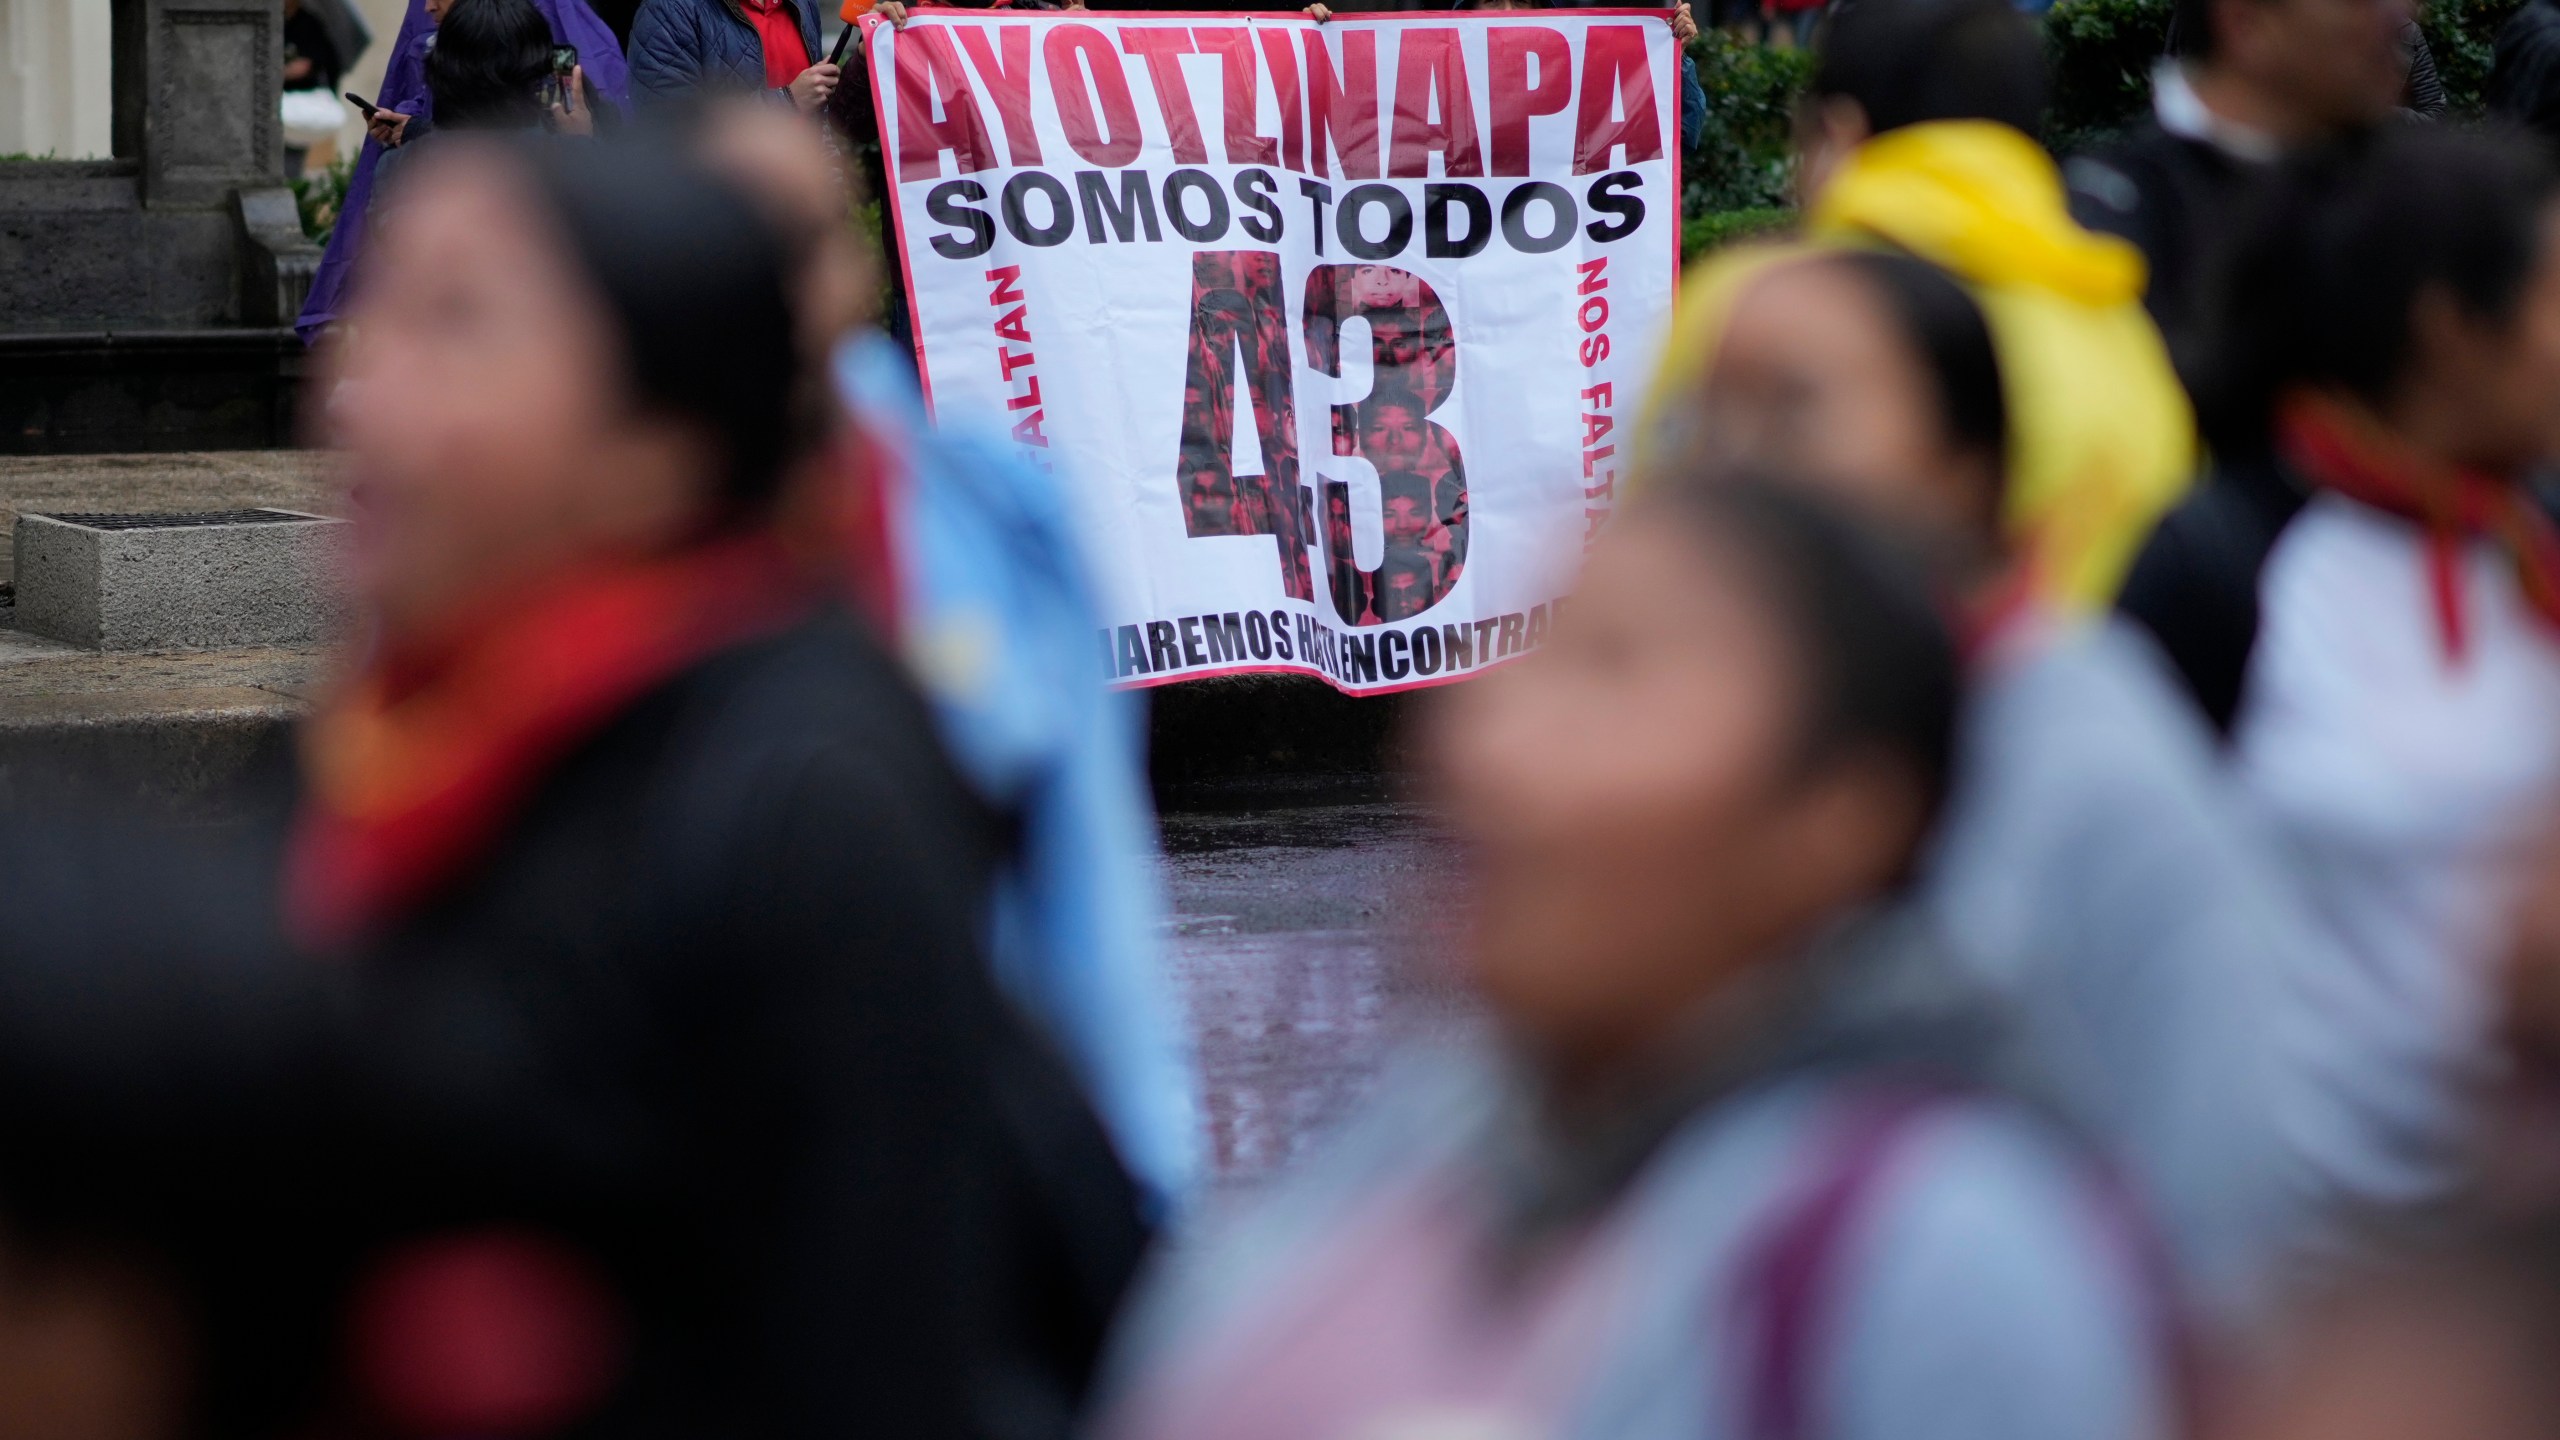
[[1800, 749, 1929, 897], [588, 414, 723, 550], [2406, 284, 2499, 403], [1743, 748, 1930, 947], [1931, 444, 2009, 565], [1793, 97, 1873, 207]]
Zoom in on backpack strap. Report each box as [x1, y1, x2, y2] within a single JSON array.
[[1733, 1086, 1954, 1440], [1729, 1084, 2195, 1440]]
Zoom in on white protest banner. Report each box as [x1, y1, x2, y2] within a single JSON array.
[[865, 8, 1680, 693]]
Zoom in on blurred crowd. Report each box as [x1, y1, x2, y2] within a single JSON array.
[[12, 0, 2560, 1434]]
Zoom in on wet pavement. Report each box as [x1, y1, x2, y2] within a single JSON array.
[[1157, 789, 1477, 1189]]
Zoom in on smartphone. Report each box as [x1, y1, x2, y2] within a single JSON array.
[[541, 44, 579, 109], [344, 90, 379, 118]]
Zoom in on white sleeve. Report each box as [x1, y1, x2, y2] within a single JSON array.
[[1825, 1109, 2172, 1440]]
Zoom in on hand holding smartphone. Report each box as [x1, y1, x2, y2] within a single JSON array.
[[547, 57, 593, 137], [537, 45, 578, 109], [350, 92, 409, 147]]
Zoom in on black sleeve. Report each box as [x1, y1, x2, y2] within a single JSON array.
[[702, 744, 993, 1436], [2113, 477, 2294, 737], [2064, 152, 2159, 269], [830, 46, 881, 143], [703, 736, 1141, 1440]]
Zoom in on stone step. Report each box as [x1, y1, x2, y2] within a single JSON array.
[[0, 631, 322, 817], [0, 685, 299, 817]]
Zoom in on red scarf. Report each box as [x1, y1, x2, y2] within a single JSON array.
[[740, 0, 810, 89], [2277, 392, 2560, 664], [283, 532, 818, 951]]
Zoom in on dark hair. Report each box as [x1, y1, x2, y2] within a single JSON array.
[[1379, 469, 1433, 508], [426, 0, 553, 131], [1812, 0, 2049, 138], [2195, 125, 2560, 458], [1197, 287, 1254, 323], [500, 135, 805, 512], [1655, 476, 1962, 830], [1827, 249, 2009, 513], [1361, 381, 1427, 424], [1379, 552, 1434, 585]]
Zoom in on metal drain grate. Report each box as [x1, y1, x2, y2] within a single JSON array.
[[39, 509, 316, 531]]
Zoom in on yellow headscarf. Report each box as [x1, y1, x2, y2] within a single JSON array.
[[1641, 122, 2197, 610]]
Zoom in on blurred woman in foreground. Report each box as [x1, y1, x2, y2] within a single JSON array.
[[0, 134, 1140, 1440], [1681, 245, 2336, 1335], [1096, 478, 2172, 1440]]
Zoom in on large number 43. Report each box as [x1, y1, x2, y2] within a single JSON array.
[[1173, 251, 1469, 629]]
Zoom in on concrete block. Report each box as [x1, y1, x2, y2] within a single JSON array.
[[14, 508, 346, 650]]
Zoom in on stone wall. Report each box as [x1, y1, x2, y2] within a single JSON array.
[[0, 0, 315, 331], [0, 0, 321, 451]]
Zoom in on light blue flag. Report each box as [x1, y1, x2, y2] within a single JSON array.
[[836, 332, 1203, 1210]]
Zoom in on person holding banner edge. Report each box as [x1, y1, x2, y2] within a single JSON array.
[[627, 0, 843, 111], [1454, 0, 1708, 152]]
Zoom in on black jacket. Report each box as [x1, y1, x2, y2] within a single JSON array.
[[2070, 29, 2442, 369], [2113, 453, 2309, 735], [0, 611, 1145, 1439], [2066, 122, 2267, 383]]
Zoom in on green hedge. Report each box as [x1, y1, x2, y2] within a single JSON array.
[[292, 157, 355, 245], [1683, 206, 1796, 258], [1684, 32, 1814, 214], [2424, 0, 2528, 112], [1675, 12, 2179, 183], [2044, 0, 2173, 154]]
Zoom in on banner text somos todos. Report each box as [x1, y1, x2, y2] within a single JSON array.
[[867, 10, 1680, 694]]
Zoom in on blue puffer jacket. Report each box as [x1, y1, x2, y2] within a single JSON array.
[[626, 0, 819, 105]]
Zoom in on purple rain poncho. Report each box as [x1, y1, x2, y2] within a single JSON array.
[[295, 0, 632, 343]]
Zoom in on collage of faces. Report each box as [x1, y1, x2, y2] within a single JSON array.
[[1176, 255, 1474, 627]]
